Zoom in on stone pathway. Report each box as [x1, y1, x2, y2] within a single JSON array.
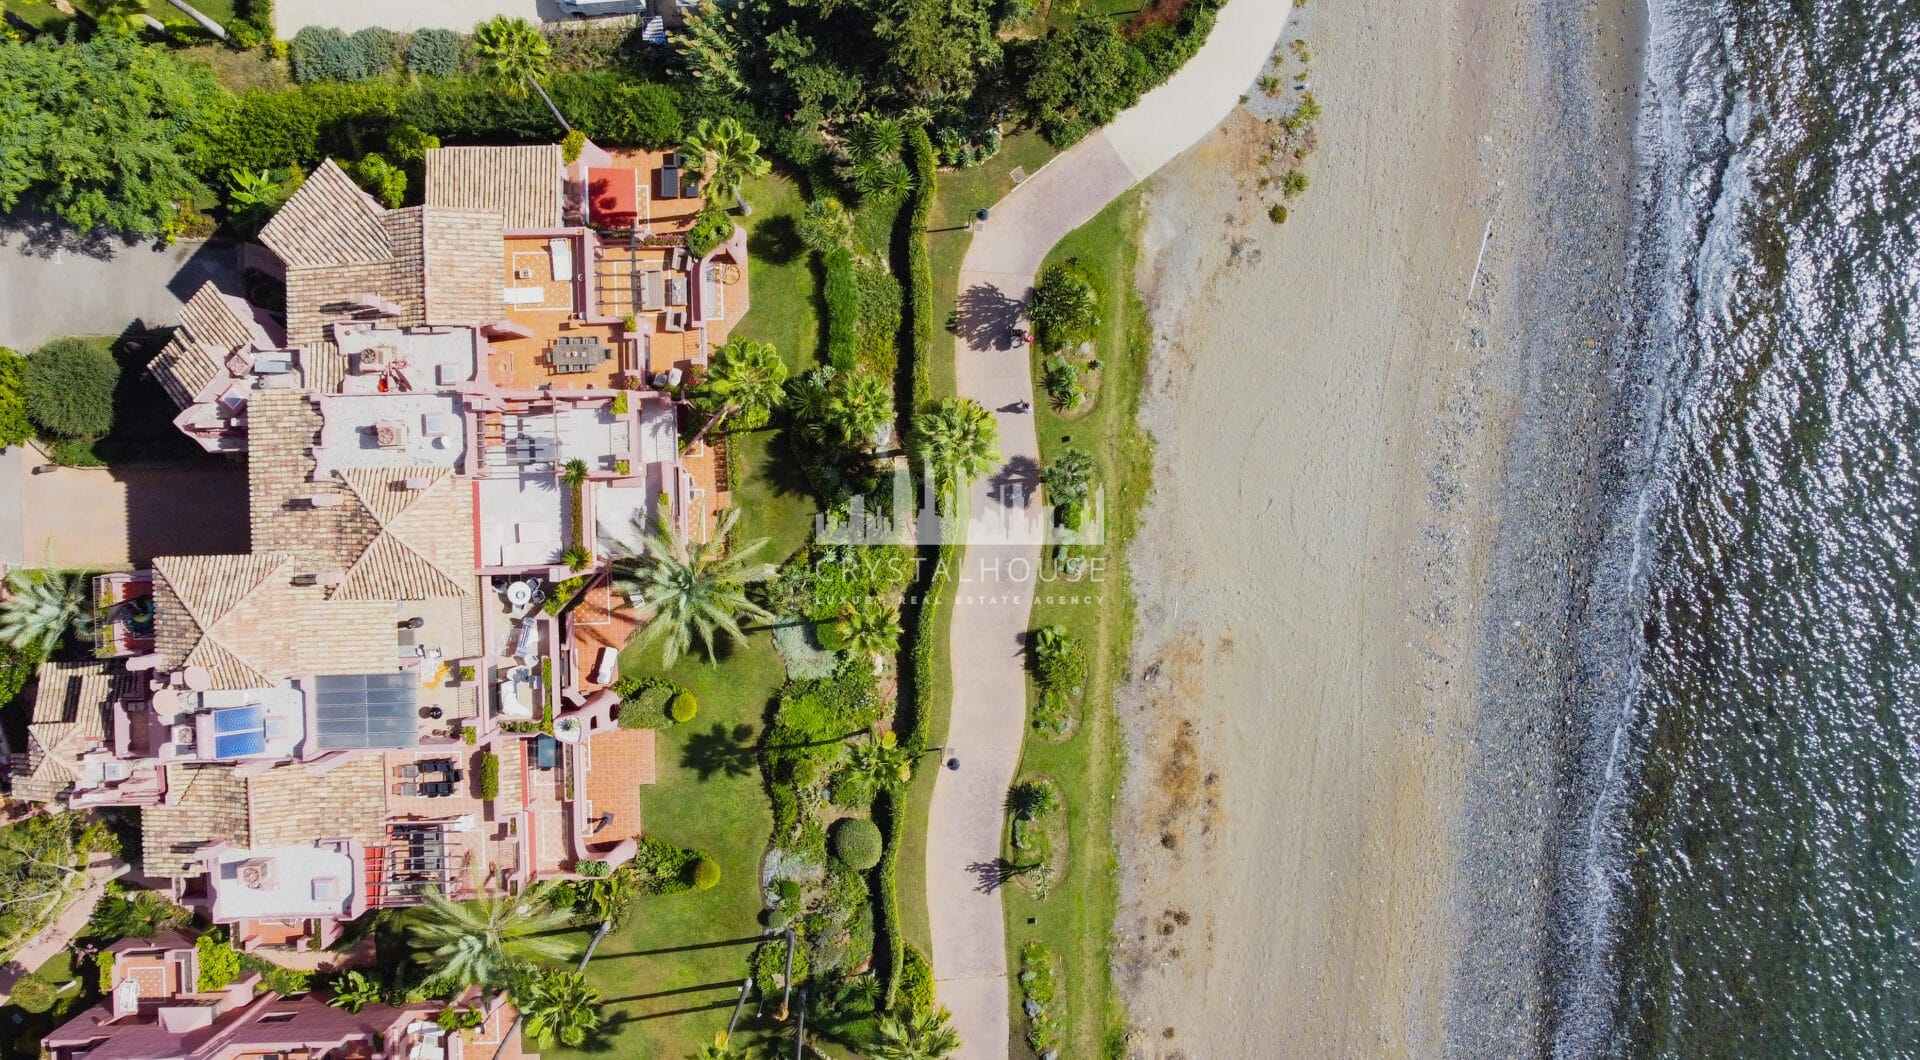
[[923, 1, 1296, 1054]]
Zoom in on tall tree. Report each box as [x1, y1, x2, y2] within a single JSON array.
[[866, 1004, 962, 1060], [471, 15, 551, 96], [689, 339, 788, 445], [518, 969, 603, 1049], [681, 116, 771, 214], [610, 507, 773, 667], [0, 570, 92, 655], [910, 398, 1000, 495], [407, 886, 572, 992], [0, 34, 220, 237], [827, 371, 893, 450]]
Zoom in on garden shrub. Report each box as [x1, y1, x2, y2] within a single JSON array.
[[0, 349, 31, 448], [902, 125, 936, 408], [853, 258, 902, 377], [237, 952, 312, 995], [403, 28, 461, 77], [289, 26, 396, 84], [26, 338, 118, 439], [684, 209, 734, 258], [478, 752, 500, 799], [692, 856, 721, 890], [1031, 626, 1086, 693], [898, 943, 935, 1014], [830, 768, 876, 809], [95, 951, 115, 992], [561, 128, 586, 163], [196, 930, 241, 991], [1019, 941, 1062, 1053], [773, 620, 840, 680], [548, 73, 683, 148], [831, 817, 882, 870], [1042, 353, 1085, 411], [822, 246, 858, 370], [1029, 258, 1101, 352], [667, 692, 698, 723], [628, 835, 714, 895], [576, 859, 608, 878], [8, 973, 54, 1013], [346, 153, 406, 207]]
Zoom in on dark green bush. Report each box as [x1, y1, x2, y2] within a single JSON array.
[[898, 943, 935, 1013], [831, 817, 883, 870], [549, 73, 683, 148], [822, 246, 858, 371], [403, 28, 462, 77], [26, 338, 118, 440], [576, 859, 608, 878], [289, 26, 396, 84], [685, 209, 734, 258], [903, 125, 936, 408], [345, 153, 405, 207]]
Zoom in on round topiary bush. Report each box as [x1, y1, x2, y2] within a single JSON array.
[[691, 856, 721, 890], [9, 972, 55, 1013], [26, 337, 118, 439], [831, 817, 883, 870], [668, 692, 698, 723]]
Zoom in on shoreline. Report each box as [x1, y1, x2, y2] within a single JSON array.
[[1111, 0, 1645, 1052]]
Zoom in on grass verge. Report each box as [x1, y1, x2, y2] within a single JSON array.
[[1004, 189, 1152, 1059]]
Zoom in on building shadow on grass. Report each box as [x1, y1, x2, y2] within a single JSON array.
[[592, 934, 766, 960], [602, 979, 742, 1005]]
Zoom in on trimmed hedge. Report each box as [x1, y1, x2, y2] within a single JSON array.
[[822, 246, 858, 371], [404, 28, 462, 77], [196, 930, 240, 991], [692, 856, 721, 890], [668, 692, 698, 723], [8, 973, 53, 1013], [902, 125, 937, 409]]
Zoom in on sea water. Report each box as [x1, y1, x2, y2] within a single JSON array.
[[1569, 0, 1920, 1055]]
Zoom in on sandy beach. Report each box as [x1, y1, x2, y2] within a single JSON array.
[[1113, 0, 1643, 1054]]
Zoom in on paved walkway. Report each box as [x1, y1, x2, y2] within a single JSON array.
[[924, 2, 1295, 1054], [0, 236, 237, 352], [0, 855, 127, 1001]]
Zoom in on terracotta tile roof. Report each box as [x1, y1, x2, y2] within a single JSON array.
[[247, 756, 389, 849], [259, 160, 389, 268], [332, 467, 476, 600], [140, 765, 250, 877], [245, 394, 476, 602], [13, 660, 123, 802], [148, 282, 271, 410], [150, 553, 396, 688], [421, 208, 508, 326], [426, 145, 565, 230]]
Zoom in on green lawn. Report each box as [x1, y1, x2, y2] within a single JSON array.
[[731, 171, 822, 374], [0, 949, 95, 1057], [1002, 190, 1152, 1060], [924, 133, 1058, 400], [552, 636, 786, 1059]]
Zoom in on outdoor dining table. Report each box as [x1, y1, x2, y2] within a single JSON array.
[[549, 336, 609, 373]]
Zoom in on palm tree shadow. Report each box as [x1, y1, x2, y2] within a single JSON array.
[[967, 858, 1037, 894], [956, 282, 1027, 350], [680, 722, 759, 780], [987, 454, 1042, 510]]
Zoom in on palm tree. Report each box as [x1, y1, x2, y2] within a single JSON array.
[[844, 729, 914, 792], [89, 0, 149, 35], [828, 371, 893, 450], [0, 570, 92, 655], [682, 117, 771, 215], [223, 168, 291, 239], [867, 1004, 961, 1060], [852, 159, 914, 201], [472, 15, 552, 96], [796, 196, 853, 254], [407, 886, 572, 992], [326, 970, 383, 1014], [518, 969, 603, 1049], [831, 598, 900, 671], [689, 339, 788, 446], [845, 117, 904, 166], [611, 507, 772, 666], [559, 458, 589, 488], [910, 398, 1000, 496], [1040, 447, 1097, 528]]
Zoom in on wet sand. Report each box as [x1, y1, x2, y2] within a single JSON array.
[[1112, 0, 1643, 1054]]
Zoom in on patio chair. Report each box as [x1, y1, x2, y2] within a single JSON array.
[[397, 763, 419, 779], [397, 782, 419, 798], [448, 769, 464, 785]]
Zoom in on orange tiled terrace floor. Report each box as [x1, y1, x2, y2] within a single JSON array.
[[570, 580, 637, 695], [582, 727, 654, 844]]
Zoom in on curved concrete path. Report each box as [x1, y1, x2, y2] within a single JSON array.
[[924, 1, 1295, 1053]]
